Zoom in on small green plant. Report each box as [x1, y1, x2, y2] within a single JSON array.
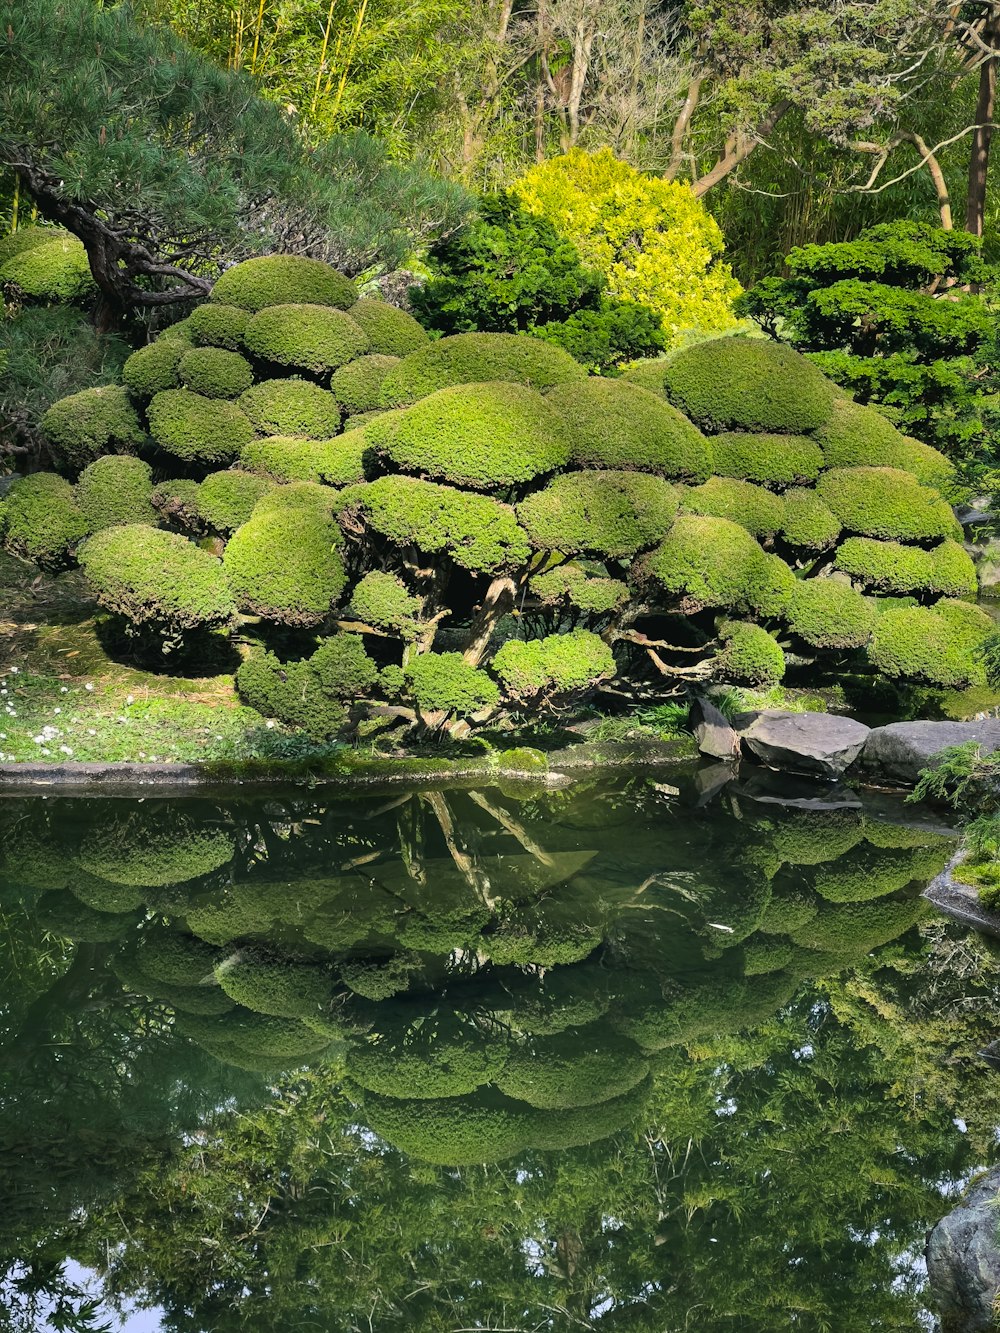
[[909, 742, 1000, 812]]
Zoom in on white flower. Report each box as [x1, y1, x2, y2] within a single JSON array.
[[59, 746, 73, 756], [84, 682, 94, 691], [59, 687, 68, 694], [265, 720, 276, 729], [9, 666, 18, 674], [126, 694, 134, 705], [87, 729, 96, 736], [53, 708, 61, 715]]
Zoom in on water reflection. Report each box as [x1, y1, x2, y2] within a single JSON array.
[[1, 774, 999, 1331]]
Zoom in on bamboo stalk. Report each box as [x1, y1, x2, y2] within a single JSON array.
[[249, 0, 267, 73], [311, 0, 340, 118]]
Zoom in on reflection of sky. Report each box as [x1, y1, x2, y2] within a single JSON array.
[[57, 1261, 164, 1333]]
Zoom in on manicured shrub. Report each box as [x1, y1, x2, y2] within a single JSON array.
[[378, 331, 585, 406], [622, 358, 670, 396], [187, 303, 251, 350], [834, 536, 930, 594], [0, 227, 94, 300], [492, 630, 616, 700], [349, 571, 422, 638], [159, 317, 196, 344], [347, 1025, 506, 1100], [198, 470, 272, 533], [239, 429, 368, 486], [122, 339, 184, 396], [309, 633, 381, 697], [41, 384, 145, 469], [496, 1025, 648, 1109], [529, 563, 629, 613], [223, 484, 346, 626], [238, 378, 341, 438], [662, 338, 836, 433], [544, 377, 712, 480], [75, 455, 156, 533], [341, 476, 531, 573], [79, 524, 236, 634], [779, 488, 842, 549], [533, 301, 666, 372], [0, 472, 87, 567], [711, 432, 823, 486], [215, 951, 333, 1018], [715, 621, 785, 685], [178, 346, 254, 399], [513, 147, 741, 343], [330, 354, 400, 412], [369, 381, 570, 489], [683, 477, 784, 537], [236, 651, 347, 737], [644, 514, 771, 612], [927, 540, 978, 598], [210, 255, 357, 312], [348, 298, 429, 356], [404, 652, 500, 715], [77, 811, 234, 887], [786, 578, 877, 649], [816, 467, 958, 541], [517, 470, 678, 557], [868, 605, 983, 686], [360, 1090, 531, 1165], [812, 397, 955, 491], [147, 388, 255, 463], [243, 303, 370, 375], [934, 597, 995, 650]]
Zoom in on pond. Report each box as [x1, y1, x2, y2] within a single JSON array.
[[2, 766, 1000, 1332]]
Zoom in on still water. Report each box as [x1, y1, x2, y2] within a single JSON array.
[[1, 767, 999, 1332]]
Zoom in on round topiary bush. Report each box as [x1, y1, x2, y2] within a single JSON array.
[[222, 484, 346, 626], [715, 621, 786, 684], [0, 473, 87, 567], [816, 467, 958, 542], [215, 951, 334, 1018], [330, 354, 401, 413], [867, 604, 985, 686], [360, 1090, 531, 1165], [349, 571, 422, 638], [75, 455, 156, 533], [683, 477, 785, 537], [238, 378, 341, 438], [0, 227, 94, 300], [516, 470, 679, 557], [197, 470, 273, 533], [544, 378, 712, 480], [348, 298, 429, 357], [404, 652, 500, 716], [186, 303, 251, 350], [41, 385, 145, 470], [492, 630, 616, 700], [151, 477, 202, 528], [209, 255, 357, 312], [834, 536, 931, 593], [662, 337, 837, 433], [243, 303, 370, 375], [347, 1024, 506, 1100], [779, 488, 842, 549], [378, 331, 586, 406], [122, 339, 184, 396], [812, 398, 955, 492], [710, 432, 824, 486], [239, 430, 368, 486], [927, 539, 978, 598], [369, 381, 570, 490], [530, 563, 629, 613], [79, 524, 236, 635], [644, 514, 771, 612], [236, 650, 348, 737], [147, 388, 256, 464], [341, 476, 531, 573], [786, 578, 877, 649], [178, 346, 255, 399]]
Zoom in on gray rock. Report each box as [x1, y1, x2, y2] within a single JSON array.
[[692, 760, 737, 806], [862, 720, 1000, 785], [926, 1166, 1000, 1332], [733, 709, 870, 779], [690, 696, 740, 761]]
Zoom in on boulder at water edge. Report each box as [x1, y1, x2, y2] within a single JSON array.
[[733, 710, 870, 779], [862, 719, 1000, 784], [926, 1166, 1000, 1333]]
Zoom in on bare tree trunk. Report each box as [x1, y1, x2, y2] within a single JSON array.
[[664, 78, 702, 181], [966, 20, 1000, 235], [691, 101, 792, 198]]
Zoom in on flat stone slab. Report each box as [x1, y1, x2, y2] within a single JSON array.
[[690, 696, 740, 761], [734, 709, 870, 780], [862, 719, 1000, 785], [926, 1165, 1000, 1332]]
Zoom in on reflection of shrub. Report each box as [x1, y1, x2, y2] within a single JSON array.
[[348, 1022, 507, 1099], [136, 928, 220, 985], [812, 844, 948, 902], [767, 811, 864, 866], [36, 891, 135, 942], [340, 954, 421, 1000], [76, 811, 234, 887], [70, 873, 144, 914], [362, 1089, 530, 1164], [791, 895, 926, 953], [528, 1076, 653, 1149], [495, 1024, 648, 1108], [215, 952, 334, 1018]]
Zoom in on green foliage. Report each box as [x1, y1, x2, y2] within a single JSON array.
[[812, 398, 956, 491], [197, 471, 272, 534], [79, 524, 236, 636], [223, 484, 346, 626], [348, 299, 429, 358], [239, 430, 368, 486], [684, 477, 784, 537], [187, 303, 251, 350], [342, 476, 530, 573], [868, 606, 987, 687], [77, 810, 233, 886], [378, 331, 585, 406], [75, 456, 156, 534], [216, 953, 333, 1018], [238, 378, 342, 438], [533, 300, 666, 372], [834, 536, 976, 598], [178, 346, 254, 399], [243, 303, 370, 375], [236, 652, 346, 738], [331, 355, 400, 413], [786, 579, 877, 649], [41, 385, 145, 470], [148, 388, 255, 464], [361, 1091, 530, 1166], [779, 488, 842, 549], [545, 378, 711, 480], [404, 652, 500, 716], [711, 432, 823, 486], [529, 563, 629, 614], [517, 470, 679, 558], [349, 572, 422, 638], [715, 622, 786, 685], [347, 1024, 507, 1100], [492, 630, 616, 700], [370, 381, 570, 489], [0, 472, 87, 567], [122, 340, 184, 396], [791, 896, 925, 954], [816, 467, 957, 542], [0, 227, 94, 300], [645, 515, 772, 613], [496, 1025, 648, 1109], [663, 337, 836, 434], [211, 257, 358, 312]]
